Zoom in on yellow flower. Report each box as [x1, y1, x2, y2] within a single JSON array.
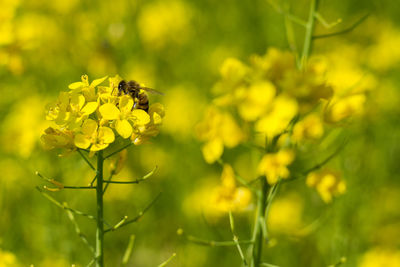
[[324, 94, 366, 123], [292, 113, 324, 142], [255, 95, 298, 138], [306, 169, 346, 203], [196, 106, 245, 163], [0, 249, 21, 267], [209, 164, 252, 214], [213, 57, 249, 94], [68, 74, 108, 102], [358, 247, 400, 267], [202, 139, 224, 164], [137, 1, 192, 50], [74, 119, 115, 151], [258, 149, 295, 184], [41, 127, 75, 150], [131, 103, 165, 145], [237, 81, 276, 121]]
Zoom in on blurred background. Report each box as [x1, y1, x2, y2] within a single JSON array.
[[1, 0, 400, 266]]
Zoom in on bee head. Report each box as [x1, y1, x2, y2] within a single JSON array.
[[118, 80, 127, 94]]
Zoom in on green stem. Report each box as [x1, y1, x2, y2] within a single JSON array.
[[95, 151, 104, 267], [251, 178, 269, 267], [300, 0, 319, 68]]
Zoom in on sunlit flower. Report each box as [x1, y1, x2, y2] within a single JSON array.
[[292, 113, 324, 142], [208, 164, 252, 213], [196, 106, 245, 163], [74, 119, 115, 151], [358, 247, 400, 267], [258, 149, 295, 184], [137, 0, 192, 50], [255, 95, 298, 138], [41, 75, 164, 152], [41, 127, 75, 150], [306, 169, 346, 203]]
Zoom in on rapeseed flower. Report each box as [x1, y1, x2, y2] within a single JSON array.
[[41, 75, 164, 153], [258, 149, 295, 184], [306, 169, 346, 203]]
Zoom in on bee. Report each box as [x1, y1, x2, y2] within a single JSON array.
[[118, 80, 163, 113]]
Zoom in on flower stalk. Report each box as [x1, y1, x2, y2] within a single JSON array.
[[300, 0, 319, 68], [95, 150, 105, 267], [251, 176, 270, 267]]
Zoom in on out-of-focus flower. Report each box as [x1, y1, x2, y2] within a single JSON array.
[[236, 81, 276, 121], [255, 95, 298, 138], [185, 165, 252, 217], [41, 75, 164, 152], [0, 249, 20, 267], [324, 94, 366, 123], [258, 149, 295, 184], [365, 20, 400, 72], [1, 96, 49, 157], [196, 106, 245, 163], [267, 193, 304, 235], [208, 164, 252, 213], [358, 247, 400, 267], [292, 113, 324, 142], [137, 0, 192, 50], [306, 169, 346, 203]]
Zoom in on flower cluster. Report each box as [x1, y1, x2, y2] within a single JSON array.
[[306, 169, 346, 203], [196, 47, 368, 202], [41, 75, 164, 153]]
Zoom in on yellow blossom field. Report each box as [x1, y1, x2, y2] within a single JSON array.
[[1, 0, 400, 266]]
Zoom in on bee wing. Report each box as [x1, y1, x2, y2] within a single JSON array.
[[141, 87, 164, 96]]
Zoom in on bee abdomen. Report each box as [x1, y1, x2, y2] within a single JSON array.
[[136, 93, 149, 113]]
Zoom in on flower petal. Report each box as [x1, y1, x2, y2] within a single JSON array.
[[119, 95, 134, 113], [99, 103, 120, 120], [99, 126, 115, 144], [90, 76, 108, 87], [90, 143, 109, 151], [115, 119, 133, 139], [81, 102, 98, 115], [68, 82, 85, 89], [82, 119, 98, 136], [74, 134, 91, 149], [131, 109, 150, 125]]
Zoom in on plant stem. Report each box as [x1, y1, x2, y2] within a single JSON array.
[[95, 151, 104, 267], [300, 0, 319, 68], [251, 178, 269, 267]]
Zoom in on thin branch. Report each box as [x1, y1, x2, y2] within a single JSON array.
[[104, 192, 162, 233], [229, 211, 248, 266], [260, 263, 281, 267], [158, 253, 177, 267], [36, 187, 111, 227], [283, 140, 347, 183], [314, 12, 342, 29], [312, 13, 369, 39], [109, 216, 129, 231], [90, 174, 98, 187], [77, 149, 96, 171], [121, 235, 135, 267], [36, 171, 95, 191], [65, 204, 95, 255], [104, 143, 132, 159], [86, 258, 95, 267], [327, 257, 347, 267], [266, 0, 307, 27], [102, 166, 157, 185], [185, 234, 254, 247]]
